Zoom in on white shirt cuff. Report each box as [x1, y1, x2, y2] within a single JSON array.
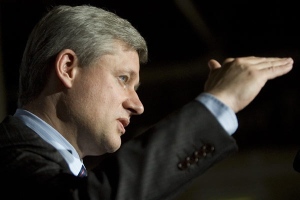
[[195, 93, 238, 135]]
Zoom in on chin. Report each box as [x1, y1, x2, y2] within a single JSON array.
[[107, 146, 121, 153], [105, 140, 122, 153]]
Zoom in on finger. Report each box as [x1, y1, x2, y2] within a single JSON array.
[[256, 57, 294, 70], [236, 56, 292, 65], [262, 59, 293, 80], [208, 59, 221, 70], [222, 57, 235, 64]]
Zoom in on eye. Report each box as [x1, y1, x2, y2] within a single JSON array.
[[119, 75, 129, 83]]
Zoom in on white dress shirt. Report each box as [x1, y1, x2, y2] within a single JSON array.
[[14, 109, 84, 176], [196, 93, 238, 135]]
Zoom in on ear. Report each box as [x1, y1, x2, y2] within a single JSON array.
[[55, 49, 78, 88]]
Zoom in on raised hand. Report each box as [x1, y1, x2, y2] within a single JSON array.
[[204, 56, 294, 113]]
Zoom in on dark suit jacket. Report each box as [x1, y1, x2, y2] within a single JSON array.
[[0, 100, 238, 200]]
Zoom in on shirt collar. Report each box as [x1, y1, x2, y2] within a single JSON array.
[[14, 108, 84, 175]]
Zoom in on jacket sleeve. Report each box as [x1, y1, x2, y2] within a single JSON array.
[[89, 100, 238, 200]]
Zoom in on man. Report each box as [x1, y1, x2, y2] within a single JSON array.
[[0, 5, 293, 200]]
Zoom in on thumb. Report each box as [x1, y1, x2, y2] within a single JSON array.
[[208, 59, 221, 70]]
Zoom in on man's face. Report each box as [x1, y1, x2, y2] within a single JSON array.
[[68, 43, 144, 156]]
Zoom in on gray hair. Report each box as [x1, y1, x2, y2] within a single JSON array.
[[18, 5, 148, 107]]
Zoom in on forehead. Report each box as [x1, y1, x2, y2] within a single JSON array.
[[94, 44, 141, 82], [102, 45, 140, 72]]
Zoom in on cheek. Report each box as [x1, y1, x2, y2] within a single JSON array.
[[86, 84, 120, 114], [75, 74, 124, 111], [69, 81, 104, 117]]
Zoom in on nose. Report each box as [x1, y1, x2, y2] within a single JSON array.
[[123, 91, 144, 115]]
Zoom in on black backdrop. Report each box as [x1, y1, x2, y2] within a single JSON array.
[[1, 0, 300, 149]]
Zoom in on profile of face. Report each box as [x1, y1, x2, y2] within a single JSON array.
[[65, 42, 144, 157]]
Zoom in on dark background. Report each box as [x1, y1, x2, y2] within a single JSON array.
[[1, 1, 300, 199], [1, 0, 299, 148]]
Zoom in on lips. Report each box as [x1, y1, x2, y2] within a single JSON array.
[[118, 118, 129, 134]]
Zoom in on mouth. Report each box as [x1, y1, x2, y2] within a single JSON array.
[[117, 118, 130, 134]]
